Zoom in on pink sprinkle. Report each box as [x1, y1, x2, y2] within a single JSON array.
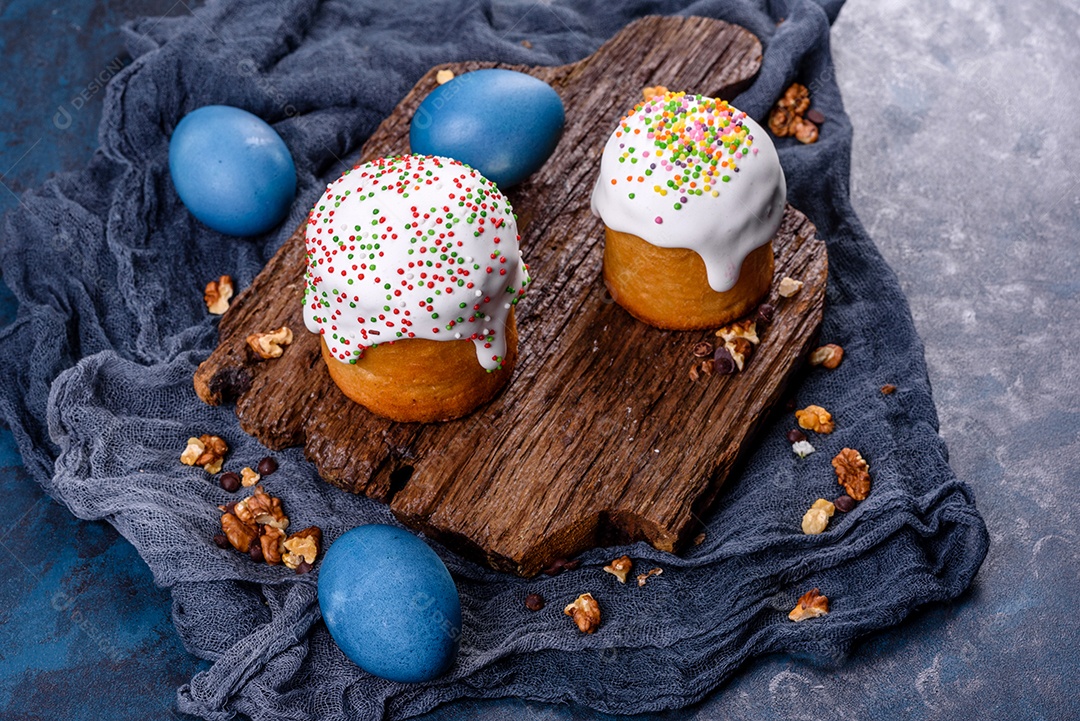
[[752, 147, 759, 155], [654, 216, 663, 224]]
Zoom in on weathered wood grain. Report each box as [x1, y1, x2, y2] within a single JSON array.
[[194, 15, 827, 576]]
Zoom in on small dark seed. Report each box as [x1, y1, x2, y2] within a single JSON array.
[[756, 303, 775, 324], [213, 533, 229, 549], [713, 346, 737, 375], [248, 542, 264, 563], [525, 593, 545, 611], [806, 108, 826, 125], [881, 384, 897, 395], [257, 457, 278, 476], [295, 561, 313, 575], [834, 495, 856, 513], [219, 472, 241, 493], [786, 429, 807, 444]]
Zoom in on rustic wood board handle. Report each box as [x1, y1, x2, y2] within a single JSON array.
[[195, 15, 827, 576]]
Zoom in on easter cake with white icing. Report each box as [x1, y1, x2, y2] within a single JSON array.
[[591, 90, 786, 329], [303, 154, 530, 422]]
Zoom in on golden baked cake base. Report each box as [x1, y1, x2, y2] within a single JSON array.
[[320, 311, 518, 423], [602, 228, 774, 330]]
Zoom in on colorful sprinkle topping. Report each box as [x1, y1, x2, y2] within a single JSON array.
[[611, 91, 757, 214], [302, 154, 530, 371]]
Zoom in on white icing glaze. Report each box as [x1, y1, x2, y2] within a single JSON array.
[[590, 92, 786, 292], [303, 154, 530, 371]]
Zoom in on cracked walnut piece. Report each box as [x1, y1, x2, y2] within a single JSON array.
[[260, 525, 285, 565], [564, 593, 601, 634], [637, 567, 663, 587], [282, 526, 322, 569], [788, 588, 829, 621], [801, 498, 835, 535], [234, 485, 289, 530], [832, 448, 871, 500], [603, 555, 633, 583], [240, 467, 261, 487], [221, 512, 258, 553], [794, 118, 819, 144], [795, 405, 834, 434], [180, 434, 228, 474], [809, 344, 844, 369], [204, 275, 234, 315], [779, 83, 811, 115], [778, 276, 804, 298], [247, 326, 293, 359]]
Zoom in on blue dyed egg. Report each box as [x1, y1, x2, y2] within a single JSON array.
[[169, 105, 296, 236], [318, 524, 461, 683], [410, 69, 565, 188]]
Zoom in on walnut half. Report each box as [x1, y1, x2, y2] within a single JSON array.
[[221, 512, 258, 553], [795, 405, 835, 434], [564, 593, 601, 634], [789, 588, 829, 621], [247, 326, 293, 359], [832, 448, 871, 500]]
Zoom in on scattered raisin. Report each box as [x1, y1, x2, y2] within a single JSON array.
[[834, 495, 856, 513], [219, 472, 241, 493], [525, 593, 545, 611], [713, 346, 737, 375]]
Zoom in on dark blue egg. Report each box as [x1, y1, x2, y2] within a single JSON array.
[[169, 105, 296, 237], [410, 69, 565, 188], [318, 524, 461, 683]]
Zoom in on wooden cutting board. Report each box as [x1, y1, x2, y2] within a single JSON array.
[[194, 15, 827, 576]]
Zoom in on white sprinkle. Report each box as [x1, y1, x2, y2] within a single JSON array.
[[454, 332, 462, 339], [792, 440, 816, 458], [475, 290, 483, 297]]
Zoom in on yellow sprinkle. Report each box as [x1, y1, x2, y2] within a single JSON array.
[[711, 190, 719, 197]]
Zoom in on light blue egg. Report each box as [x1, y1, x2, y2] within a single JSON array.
[[318, 524, 461, 683], [410, 68, 565, 189], [168, 105, 296, 237]]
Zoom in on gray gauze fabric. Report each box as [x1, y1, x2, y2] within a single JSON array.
[[0, 0, 989, 719]]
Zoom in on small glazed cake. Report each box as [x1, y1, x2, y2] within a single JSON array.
[[591, 91, 786, 330], [303, 154, 531, 423]]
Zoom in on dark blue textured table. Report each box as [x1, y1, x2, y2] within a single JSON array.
[[0, 1, 1077, 719]]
